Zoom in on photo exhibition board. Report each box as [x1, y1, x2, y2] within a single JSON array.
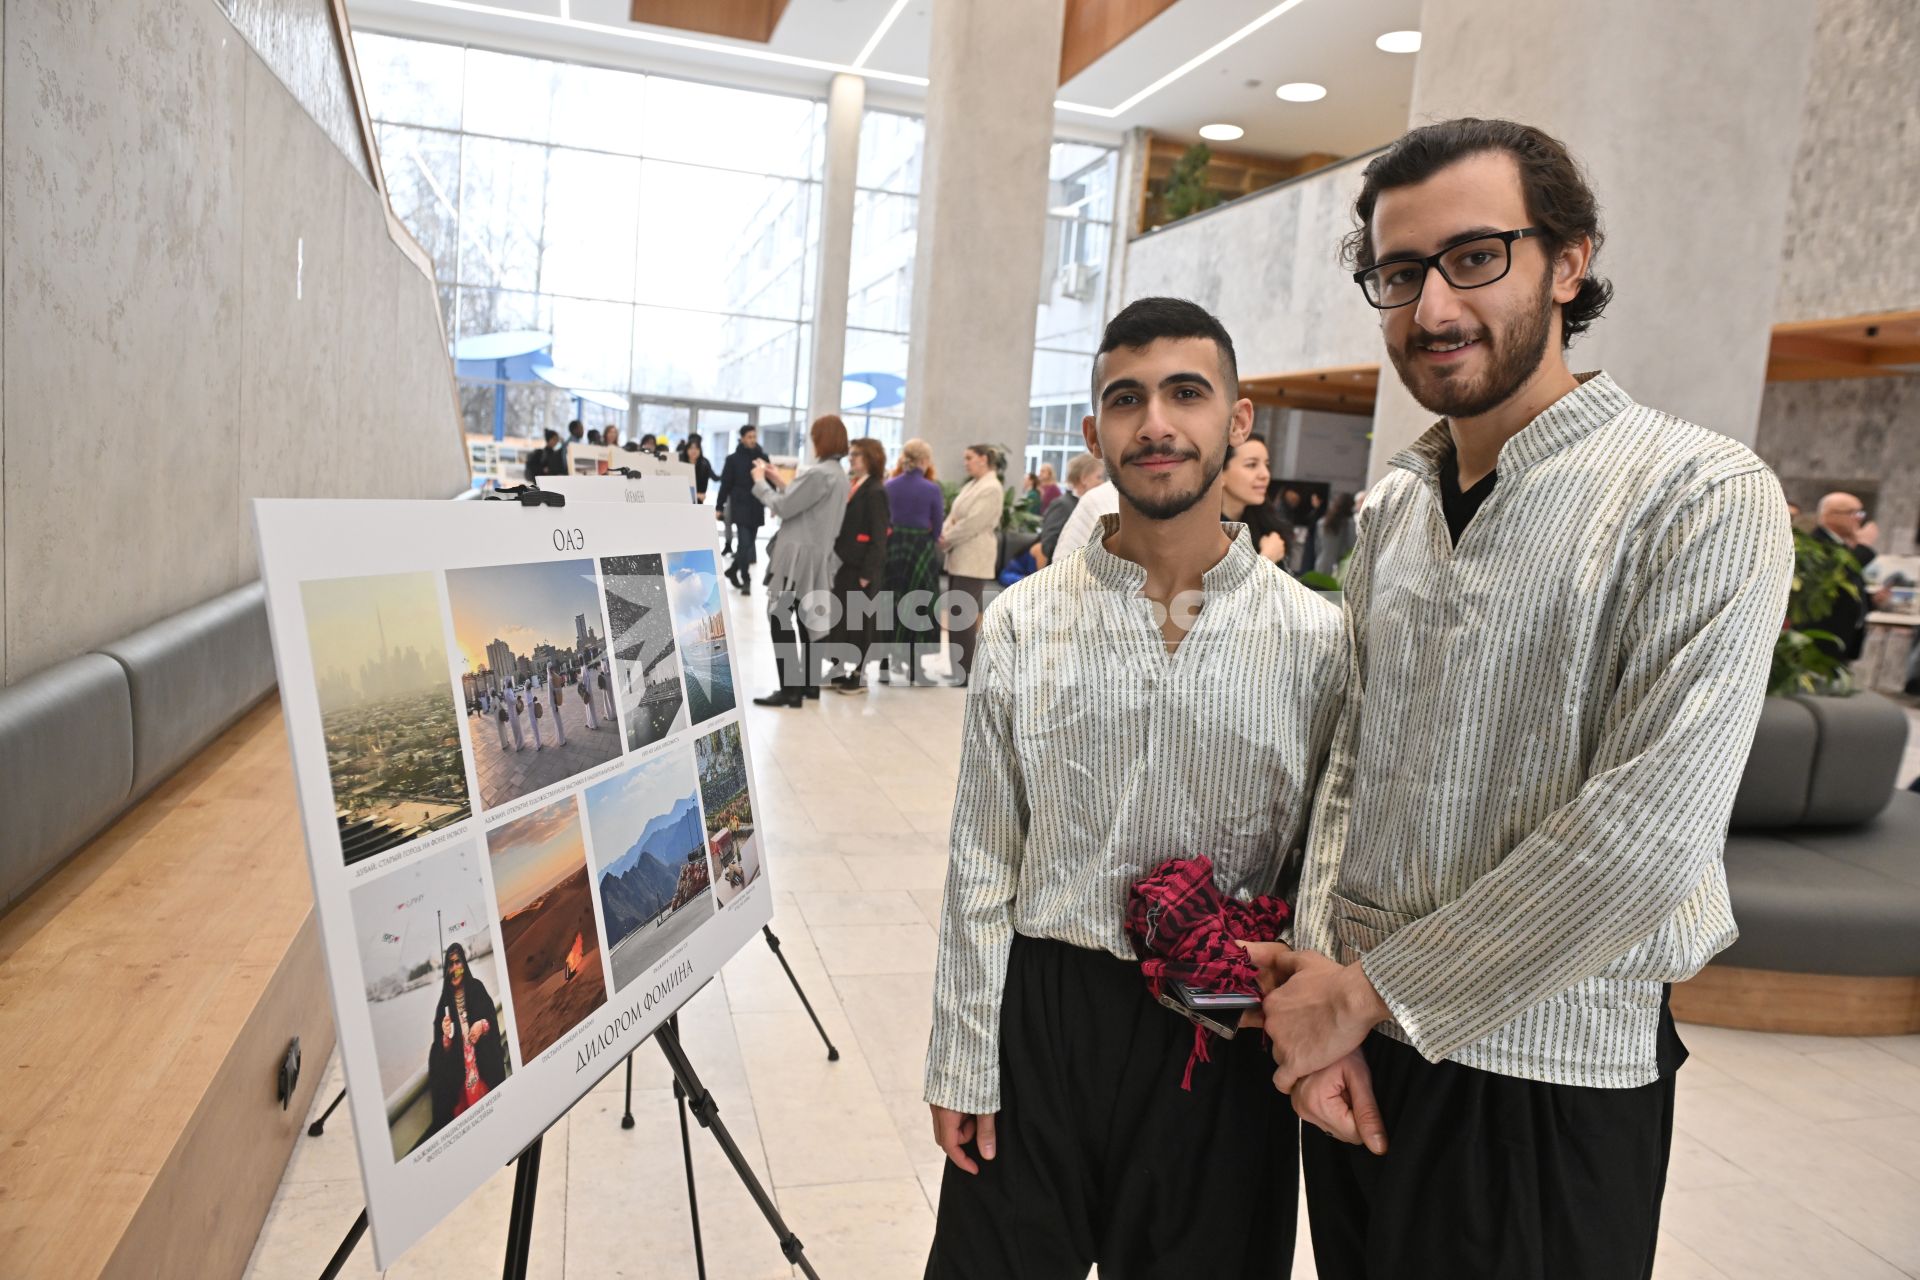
[[253, 498, 772, 1267]]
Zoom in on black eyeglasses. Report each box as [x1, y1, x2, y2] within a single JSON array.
[[1354, 227, 1545, 309]]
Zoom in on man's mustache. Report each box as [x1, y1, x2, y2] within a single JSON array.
[[1121, 442, 1201, 464]]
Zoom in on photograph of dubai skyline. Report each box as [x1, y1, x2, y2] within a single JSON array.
[[301, 572, 471, 865], [446, 559, 623, 810]]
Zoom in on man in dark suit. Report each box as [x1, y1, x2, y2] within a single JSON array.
[[715, 426, 771, 592], [1807, 491, 1890, 660]]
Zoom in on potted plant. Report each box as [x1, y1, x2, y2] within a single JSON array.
[[1771, 529, 1858, 697]]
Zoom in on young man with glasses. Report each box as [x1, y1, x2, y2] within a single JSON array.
[[1243, 118, 1793, 1278]]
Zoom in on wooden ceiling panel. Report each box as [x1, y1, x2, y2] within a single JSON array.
[[628, 0, 792, 44], [1060, 0, 1181, 85]]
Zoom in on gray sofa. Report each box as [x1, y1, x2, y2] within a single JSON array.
[[0, 583, 277, 911], [1719, 691, 1919, 978]]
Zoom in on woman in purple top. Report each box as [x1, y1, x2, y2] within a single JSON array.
[[880, 438, 945, 685]]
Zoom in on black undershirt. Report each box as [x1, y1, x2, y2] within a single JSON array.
[[1435, 449, 1688, 1077]]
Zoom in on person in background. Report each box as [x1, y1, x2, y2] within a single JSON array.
[[881, 438, 945, 685], [751, 416, 851, 707], [567, 419, 585, 449], [1221, 433, 1289, 565], [1037, 463, 1062, 512], [1054, 475, 1122, 556], [828, 437, 892, 693], [716, 426, 772, 592], [1808, 491, 1891, 660], [940, 445, 1006, 687], [1018, 471, 1044, 516], [604, 424, 623, 451], [679, 432, 716, 502], [1035, 452, 1102, 565], [524, 427, 566, 481], [1316, 492, 1359, 577], [587, 428, 604, 446]]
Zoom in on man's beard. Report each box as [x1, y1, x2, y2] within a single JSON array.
[[1105, 436, 1227, 521], [1387, 267, 1555, 420]]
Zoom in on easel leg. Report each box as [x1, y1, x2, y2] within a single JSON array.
[[762, 925, 839, 1060], [318, 1209, 367, 1280], [656, 1019, 821, 1279], [621, 1052, 636, 1130], [676, 1068, 708, 1280], [308, 1086, 348, 1137], [501, 1137, 543, 1280]]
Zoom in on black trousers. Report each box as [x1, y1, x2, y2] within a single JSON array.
[[944, 574, 990, 684], [766, 597, 819, 695], [729, 521, 761, 576], [1303, 1032, 1675, 1280], [926, 935, 1297, 1280]]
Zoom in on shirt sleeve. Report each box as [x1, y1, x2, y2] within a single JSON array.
[[1292, 534, 1370, 955], [754, 466, 834, 519], [1359, 468, 1792, 1062], [925, 603, 1027, 1114]]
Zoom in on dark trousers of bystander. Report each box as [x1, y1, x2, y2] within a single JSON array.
[[944, 574, 990, 685], [767, 596, 820, 697], [925, 934, 1298, 1280], [1302, 1031, 1676, 1280]]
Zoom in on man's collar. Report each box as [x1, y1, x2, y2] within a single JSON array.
[[1084, 513, 1259, 596], [1390, 371, 1633, 480]]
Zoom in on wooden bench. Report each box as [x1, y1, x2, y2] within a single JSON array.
[[0, 699, 334, 1280]]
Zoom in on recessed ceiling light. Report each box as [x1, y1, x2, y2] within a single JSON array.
[[1275, 82, 1326, 102], [1199, 123, 1245, 142], [1375, 30, 1422, 53]]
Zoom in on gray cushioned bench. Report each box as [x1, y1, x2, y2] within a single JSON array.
[[1679, 690, 1920, 1033], [0, 583, 275, 910]]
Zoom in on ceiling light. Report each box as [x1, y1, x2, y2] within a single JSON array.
[[1375, 30, 1422, 53], [1198, 123, 1244, 142], [1275, 82, 1326, 102]]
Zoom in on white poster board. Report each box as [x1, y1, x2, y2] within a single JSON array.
[[567, 444, 610, 476], [539, 473, 693, 507], [253, 498, 771, 1266]]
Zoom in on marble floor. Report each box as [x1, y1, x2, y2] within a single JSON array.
[[245, 579, 1920, 1279]]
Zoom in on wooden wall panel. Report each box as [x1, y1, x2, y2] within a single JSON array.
[[1060, 0, 1180, 84]]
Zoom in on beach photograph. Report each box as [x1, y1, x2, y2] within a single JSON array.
[[598, 553, 689, 754], [484, 797, 608, 1064], [446, 559, 622, 811], [694, 721, 761, 907], [582, 752, 715, 992], [347, 842, 511, 1160], [665, 550, 737, 726], [300, 571, 471, 864]]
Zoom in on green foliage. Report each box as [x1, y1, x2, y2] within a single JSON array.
[[1297, 570, 1342, 591], [1002, 485, 1039, 534], [1770, 529, 1861, 697], [1163, 144, 1221, 223]]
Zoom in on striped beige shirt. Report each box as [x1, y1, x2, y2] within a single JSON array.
[[1296, 372, 1793, 1088], [925, 521, 1349, 1114]]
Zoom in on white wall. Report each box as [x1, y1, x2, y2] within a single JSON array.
[[1, 0, 469, 685]]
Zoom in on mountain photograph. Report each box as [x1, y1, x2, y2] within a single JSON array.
[[583, 752, 718, 991]]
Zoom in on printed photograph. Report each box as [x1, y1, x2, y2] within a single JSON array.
[[347, 842, 512, 1161], [301, 572, 471, 865], [694, 721, 761, 906], [666, 550, 737, 726], [583, 752, 714, 992], [599, 553, 689, 753], [485, 797, 609, 1064], [446, 559, 623, 811]]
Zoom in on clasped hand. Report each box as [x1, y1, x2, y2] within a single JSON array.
[[1236, 941, 1390, 1155]]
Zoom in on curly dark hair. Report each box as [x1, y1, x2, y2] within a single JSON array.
[[1340, 118, 1613, 347]]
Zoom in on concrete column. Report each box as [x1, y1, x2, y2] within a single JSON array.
[[1365, 0, 1816, 481], [807, 72, 865, 435], [1099, 125, 1150, 324], [904, 0, 1067, 475]]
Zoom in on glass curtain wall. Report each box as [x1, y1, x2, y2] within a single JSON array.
[[356, 33, 824, 457], [846, 107, 1117, 477]]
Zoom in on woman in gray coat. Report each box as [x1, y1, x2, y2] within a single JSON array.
[[750, 415, 852, 707]]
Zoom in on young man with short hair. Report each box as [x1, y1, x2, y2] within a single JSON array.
[[1248, 118, 1792, 1279], [923, 297, 1348, 1278]]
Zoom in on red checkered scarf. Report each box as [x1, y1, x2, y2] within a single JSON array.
[[1124, 855, 1289, 1090]]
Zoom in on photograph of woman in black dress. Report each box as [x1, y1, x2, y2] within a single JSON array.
[[426, 942, 509, 1139]]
